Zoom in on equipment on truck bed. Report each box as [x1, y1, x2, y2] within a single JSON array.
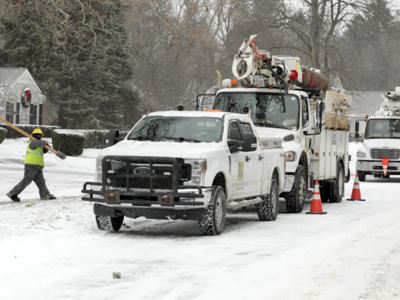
[[231, 34, 328, 92]]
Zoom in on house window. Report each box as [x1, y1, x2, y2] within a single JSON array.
[[15, 103, 20, 124], [39, 104, 43, 125], [30, 104, 38, 125], [6, 102, 14, 123]]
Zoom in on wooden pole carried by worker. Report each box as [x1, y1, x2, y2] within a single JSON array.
[[0, 116, 67, 160]]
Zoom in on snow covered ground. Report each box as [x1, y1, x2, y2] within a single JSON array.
[[1, 139, 400, 300]]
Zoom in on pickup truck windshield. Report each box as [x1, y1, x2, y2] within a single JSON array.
[[128, 116, 223, 143], [365, 119, 400, 139], [213, 92, 299, 130]]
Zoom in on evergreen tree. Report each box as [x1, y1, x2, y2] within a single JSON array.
[[341, 0, 400, 90], [0, 0, 140, 129]]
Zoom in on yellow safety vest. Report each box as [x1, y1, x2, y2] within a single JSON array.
[[25, 141, 44, 167]]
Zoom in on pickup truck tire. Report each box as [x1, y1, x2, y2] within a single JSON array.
[[96, 215, 124, 232], [256, 179, 279, 221], [198, 186, 226, 236], [329, 163, 344, 203], [285, 165, 306, 213], [358, 171, 366, 182]]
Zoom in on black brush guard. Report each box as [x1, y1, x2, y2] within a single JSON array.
[[81, 156, 205, 207]]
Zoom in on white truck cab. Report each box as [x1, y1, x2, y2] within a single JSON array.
[[356, 87, 400, 181], [82, 111, 285, 235]]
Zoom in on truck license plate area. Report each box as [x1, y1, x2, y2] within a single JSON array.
[[105, 191, 121, 204], [158, 194, 174, 206]]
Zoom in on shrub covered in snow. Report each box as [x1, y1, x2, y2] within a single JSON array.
[[0, 127, 7, 144], [82, 130, 128, 149], [52, 130, 85, 156], [52, 129, 128, 149], [0, 124, 60, 139]]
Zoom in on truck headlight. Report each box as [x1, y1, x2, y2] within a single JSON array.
[[96, 156, 104, 182], [357, 151, 366, 158], [185, 159, 207, 186], [285, 151, 297, 162]]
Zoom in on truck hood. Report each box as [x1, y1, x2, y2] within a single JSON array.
[[254, 127, 293, 140], [363, 139, 400, 149], [98, 140, 222, 159]]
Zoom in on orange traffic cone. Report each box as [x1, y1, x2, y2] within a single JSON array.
[[306, 181, 327, 214], [347, 174, 365, 201], [382, 158, 389, 176]]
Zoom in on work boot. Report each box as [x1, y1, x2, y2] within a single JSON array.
[[7, 193, 21, 202], [41, 194, 57, 201]]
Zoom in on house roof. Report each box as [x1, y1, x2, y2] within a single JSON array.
[[347, 91, 383, 117], [0, 67, 27, 100]]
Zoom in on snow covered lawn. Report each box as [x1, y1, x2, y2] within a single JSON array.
[[1, 139, 400, 300]]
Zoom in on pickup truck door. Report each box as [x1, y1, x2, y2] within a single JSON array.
[[227, 120, 248, 199], [240, 121, 264, 196]]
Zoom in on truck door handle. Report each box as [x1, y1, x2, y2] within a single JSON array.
[[258, 155, 263, 161], [245, 156, 250, 162]]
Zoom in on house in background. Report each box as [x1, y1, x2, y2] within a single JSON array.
[[0, 67, 46, 125]]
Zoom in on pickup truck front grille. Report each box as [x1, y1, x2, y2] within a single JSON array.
[[370, 148, 400, 159], [103, 156, 191, 193]]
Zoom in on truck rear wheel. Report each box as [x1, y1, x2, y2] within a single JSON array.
[[319, 182, 330, 203], [198, 186, 226, 236], [329, 163, 344, 203], [345, 167, 350, 183], [256, 179, 279, 221], [96, 215, 124, 232], [285, 165, 306, 213]]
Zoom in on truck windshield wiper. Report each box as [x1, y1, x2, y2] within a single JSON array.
[[165, 137, 202, 143], [254, 123, 289, 130]]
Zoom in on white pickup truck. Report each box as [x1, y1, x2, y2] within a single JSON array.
[[82, 111, 285, 235]]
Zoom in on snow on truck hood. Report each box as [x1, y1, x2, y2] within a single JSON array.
[[98, 140, 222, 159]]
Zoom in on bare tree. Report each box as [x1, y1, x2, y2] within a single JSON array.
[[276, 0, 363, 78]]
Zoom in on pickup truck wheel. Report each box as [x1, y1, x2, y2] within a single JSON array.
[[329, 163, 344, 203], [256, 179, 279, 221], [198, 186, 226, 236], [96, 215, 124, 232], [285, 165, 306, 213], [358, 171, 366, 182]]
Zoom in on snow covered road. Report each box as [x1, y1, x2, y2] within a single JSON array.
[[1, 139, 400, 300]]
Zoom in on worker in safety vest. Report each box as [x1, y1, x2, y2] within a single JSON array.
[[7, 128, 56, 202]]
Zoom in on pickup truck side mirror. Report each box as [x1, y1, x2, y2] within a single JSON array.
[[242, 132, 258, 152], [228, 139, 243, 153], [106, 129, 120, 147]]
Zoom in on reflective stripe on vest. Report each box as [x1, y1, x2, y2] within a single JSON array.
[[25, 141, 44, 167]]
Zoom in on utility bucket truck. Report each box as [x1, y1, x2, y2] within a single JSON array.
[[356, 87, 400, 181], [198, 35, 351, 212]]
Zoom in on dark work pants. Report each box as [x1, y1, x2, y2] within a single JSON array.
[[8, 166, 50, 199]]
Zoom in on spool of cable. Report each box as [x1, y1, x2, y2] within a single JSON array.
[[301, 70, 329, 92]]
